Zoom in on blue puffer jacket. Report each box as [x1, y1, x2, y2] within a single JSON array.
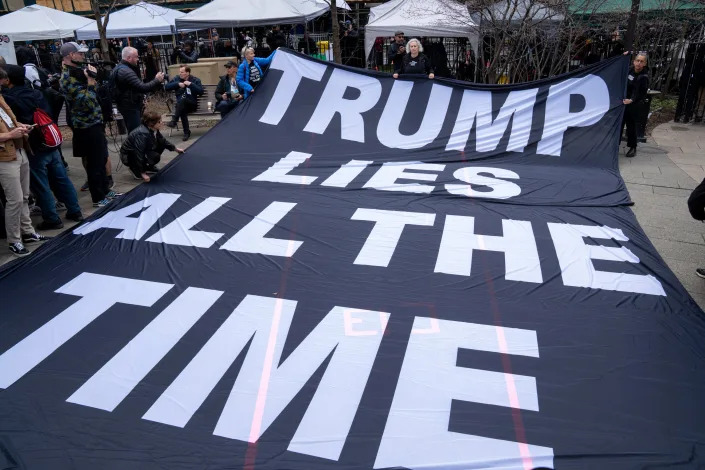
[[236, 51, 276, 99]]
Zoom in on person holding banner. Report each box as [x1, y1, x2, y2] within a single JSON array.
[[120, 110, 184, 183], [392, 38, 435, 79], [622, 53, 649, 158], [236, 47, 275, 100], [215, 61, 243, 118]]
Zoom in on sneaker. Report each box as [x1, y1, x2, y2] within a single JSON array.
[[106, 190, 123, 199], [66, 212, 85, 222], [93, 198, 110, 208], [182, 131, 191, 141], [29, 204, 42, 216], [55, 201, 67, 212], [37, 219, 64, 230], [22, 232, 51, 243], [80, 181, 89, 191], [9, 242, 29, 257], [625, 147, 636, 158], [696, 268, 705, 279]]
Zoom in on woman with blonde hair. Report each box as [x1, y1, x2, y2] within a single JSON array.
[[393, 38, 434, 79], [236, 46, 275, 100]]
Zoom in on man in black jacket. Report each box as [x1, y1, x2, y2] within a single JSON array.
[[175, 41, 199, 64], [164, 65, 204, 141], [622, 53, 649, 158], [120, 109, 183, 182], [215, 60, 243, 118], [115, 46, 165, 132]]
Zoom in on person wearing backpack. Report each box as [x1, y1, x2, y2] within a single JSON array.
[[113, 46, 165, 133], [1, 64, 83, 230], [16, 46, 49, 90]]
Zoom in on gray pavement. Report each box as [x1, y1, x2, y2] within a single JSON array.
[[1, 121, 704, 310], [623, 122, 705, 309]]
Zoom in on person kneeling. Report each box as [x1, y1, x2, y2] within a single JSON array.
[[120, 110, 184, 183]]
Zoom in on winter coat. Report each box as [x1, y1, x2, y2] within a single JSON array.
[[164, 74, 204, 103], [2, 84, 52, 155], [114, 60, 162, 110], [215, 74, 241, 104], [395, 53, 434, 75], [0, 96, 27, 162], [120, 124, 176, 175], [236, 52, 276, 99]]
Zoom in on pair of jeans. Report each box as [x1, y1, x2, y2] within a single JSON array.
[[172, 99, 197, 133], [29, 148, 81, 222], [118, 106, 142, 134], [216, 100, 238, 118]]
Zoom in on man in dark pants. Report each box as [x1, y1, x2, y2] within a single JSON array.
[[165, 65, 203, 141], [622, 53, 649, 158], [215, 60, 243, 118], [114, 46, 165, 133], [59, 42, 122, 207]]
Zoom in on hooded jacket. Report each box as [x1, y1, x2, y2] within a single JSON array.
[[2, 84, 51, 155]]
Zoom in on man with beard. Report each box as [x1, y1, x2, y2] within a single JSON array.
[[114, 46, 165, 132]]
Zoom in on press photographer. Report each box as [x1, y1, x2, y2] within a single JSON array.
[[173, 40, 199, 64], [113, 46, 165, 132], [59, 41, 121, 208]]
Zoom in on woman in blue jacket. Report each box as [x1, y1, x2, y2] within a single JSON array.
[[236, 47, 276, 99]]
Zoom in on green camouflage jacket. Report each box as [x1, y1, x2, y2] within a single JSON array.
[[60, 65, 102, 129]]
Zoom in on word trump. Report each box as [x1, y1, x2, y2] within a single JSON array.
[[0, 273, 554, 468], [259, 50, 611, 157], [73, 193, 666, 297]]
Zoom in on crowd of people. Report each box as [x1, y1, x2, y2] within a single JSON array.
[[0, 36, 280, 258]]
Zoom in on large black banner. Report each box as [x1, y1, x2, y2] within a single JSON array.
[[1, 50, 704, 470]]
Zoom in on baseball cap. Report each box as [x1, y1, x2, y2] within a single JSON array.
[[224, 60, 237, 68], [60, 41, 88, 57]]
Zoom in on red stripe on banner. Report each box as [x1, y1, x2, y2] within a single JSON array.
[[243, 132, 318, 470]]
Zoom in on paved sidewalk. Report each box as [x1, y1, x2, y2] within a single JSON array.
[[622, 122, 705, 309], [1, 122, 704, 309], [0, 125, 209, 267]]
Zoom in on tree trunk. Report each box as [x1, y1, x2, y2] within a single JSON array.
[[91, 0, 116, 62], [331, 0, 341, 64], [624, 0, 640, 51]]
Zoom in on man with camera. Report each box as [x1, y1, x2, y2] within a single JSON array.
[[174, 41, 199, 64], [165, 65, 203, 141], [59, 41, 120, 208], [114, 46, 165, 132], [388, 31, 406, 68], [214, 60, 242, 118]]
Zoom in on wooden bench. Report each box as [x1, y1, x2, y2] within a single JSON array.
[[164, 84, 221, 135]]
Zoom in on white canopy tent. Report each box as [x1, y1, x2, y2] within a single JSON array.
[[75, 2, 185, 40], [175, 0, 350, 30], [364, 0, 477, 62], [0, 4, 92, 41]]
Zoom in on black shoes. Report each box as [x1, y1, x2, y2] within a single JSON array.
[[625, 147, 636, 158], [182, 131, 191, 141], [37, 219, 64, 231], [696, 268, 705, 279], [66, 212, 85, 222], [22, 232, 51, 244], [165, 121, 177, 129]]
